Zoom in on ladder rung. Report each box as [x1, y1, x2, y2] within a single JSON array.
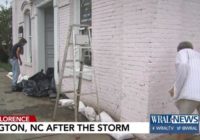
[[61, 90, 74, 94], [67, 44, 91, 49], [78, 46, 91, 49], [75, 92, 97, 96], [69, 43, 90, 46], [62, 75, 72, 79], [66, 60, 80, 63], [65, 66, 74, 69], [71, 24, 90, 28], [76, 71, 92, 74]]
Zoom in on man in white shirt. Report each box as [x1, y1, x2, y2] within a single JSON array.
[[170, 41, 200, 114], [169, 41, 200, 140]]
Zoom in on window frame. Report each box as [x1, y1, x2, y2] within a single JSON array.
[[24, 10, 32, 65], [67, 0, 93, 81]]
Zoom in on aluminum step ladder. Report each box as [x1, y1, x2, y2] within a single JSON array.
[[53, 24, 100, 122]]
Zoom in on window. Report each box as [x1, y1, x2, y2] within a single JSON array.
[[80, 0, 91, 26], [80, 0, 92, 66], [24, 10, 32, 64]]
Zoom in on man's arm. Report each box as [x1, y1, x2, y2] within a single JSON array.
[[16, 47, 22, 65], [174, 51, 189, 99], [20, 47, 24, 55]]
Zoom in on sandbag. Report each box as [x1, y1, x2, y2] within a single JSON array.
[[98, 111, 114, 122], [110, 133, 134, 140], [98, 111, 134, 140], [59, 99, 74, 107], [84, 106, 96, 121], [78, 101, 86, 115]]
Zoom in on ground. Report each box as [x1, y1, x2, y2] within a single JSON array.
[[0, 68, 114, 140], [0, 68, 200, 140]]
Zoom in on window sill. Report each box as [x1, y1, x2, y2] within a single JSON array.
[[64, 65, 92, 81], [83, 65, 92, 81], [24, 62, 32, 67]]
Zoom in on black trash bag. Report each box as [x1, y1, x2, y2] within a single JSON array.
[[48, 77, 57, 98], [46, 67, 54, 80], [29, 69, 47, 82], [20, 68, 56, 97], [22, 80, 49, 97], [48, 90, 57, 98], [50, 77, 56, 93], [36, 79, 50, 97], [22, 80, 39, 96], [15, 82, 23, 92]]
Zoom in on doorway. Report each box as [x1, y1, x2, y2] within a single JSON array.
[[44, 6, 54, 70], [37, 1, 54, 72]]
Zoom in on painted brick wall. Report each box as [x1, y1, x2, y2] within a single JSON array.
[[92, 0, 200, 139], [12, 1, 200, 139], [92, 0, 123, 120], [120, 0, 158, 122], [92, 0, 159, 122], [148, 0, 200, 115]]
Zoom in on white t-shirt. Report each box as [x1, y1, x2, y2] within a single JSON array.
[[174, 49, 200, 101]]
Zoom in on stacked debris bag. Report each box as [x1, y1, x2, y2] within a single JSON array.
[[46, 68, 57, 98], [18, 68, 57, 97]]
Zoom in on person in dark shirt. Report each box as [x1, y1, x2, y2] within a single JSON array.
[[9, 38, 27, 91]]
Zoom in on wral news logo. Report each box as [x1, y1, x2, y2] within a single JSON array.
[[150, 114, 199, 134]]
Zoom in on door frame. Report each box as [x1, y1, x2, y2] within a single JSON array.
[[35, 0, 59, 82]]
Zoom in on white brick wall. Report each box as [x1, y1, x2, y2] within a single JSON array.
[[92, 0, 159, 122], [12, 0, 200, 139], [92, 0, 123, 120], [148, 0, 200, 116]]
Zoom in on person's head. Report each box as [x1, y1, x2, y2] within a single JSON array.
[[18, 38, 27, 46], [177, 41, 193, 52]]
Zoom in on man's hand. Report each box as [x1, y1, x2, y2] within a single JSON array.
[[19, 60, 22, 66], [169, 87, 174, 97], [17, 47, 22, 66]]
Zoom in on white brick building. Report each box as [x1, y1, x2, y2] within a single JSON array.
[[12, 0, 200, 139]]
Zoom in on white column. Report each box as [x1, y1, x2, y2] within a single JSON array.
[[54, 0, 59, 84]]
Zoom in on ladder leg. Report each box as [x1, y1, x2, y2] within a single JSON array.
[[76, 61, 84, 121], [53, 27, 72, 120], [93, 68, 100, 121], [88, 27, 101, 121], [72, 28, 78, 122], [52, 84, 61, 120]]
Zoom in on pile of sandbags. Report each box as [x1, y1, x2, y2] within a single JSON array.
[[59, 99, 134, 140], [59, 99, 97, 122]]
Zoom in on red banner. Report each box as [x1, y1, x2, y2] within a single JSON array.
[[0, 115, 37, 122]]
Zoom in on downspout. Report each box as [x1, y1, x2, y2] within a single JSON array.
[[54, 0, 59, 83]]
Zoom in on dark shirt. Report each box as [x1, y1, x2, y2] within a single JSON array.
[[10, 43, 23, 59]]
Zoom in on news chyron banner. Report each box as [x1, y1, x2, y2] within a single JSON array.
[[0, 115, 199, 134], [150, 114, 199, 134]]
